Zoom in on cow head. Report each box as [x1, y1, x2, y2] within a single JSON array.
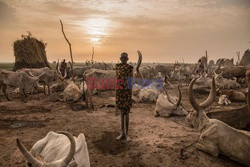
[[16, 131, 76, 167], [187, 77, 216, 129]]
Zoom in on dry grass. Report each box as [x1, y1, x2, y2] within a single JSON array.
[[13, 33, 51, 70]]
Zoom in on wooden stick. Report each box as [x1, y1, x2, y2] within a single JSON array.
[[60, 20, 74, 81], [91, 47, 94, 67]]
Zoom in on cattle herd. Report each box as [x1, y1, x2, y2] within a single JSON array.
[[0, 51, 250, 167]]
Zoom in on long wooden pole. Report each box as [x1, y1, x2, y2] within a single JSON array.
[[91, 46, 94, 67], [60, 20, 74, 81]]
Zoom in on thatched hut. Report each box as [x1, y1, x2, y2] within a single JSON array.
[[13, 33, 51, 71], [239, 49, 250, 67]]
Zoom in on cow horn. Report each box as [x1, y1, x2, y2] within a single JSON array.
[[189, 77, 216, 114], [37, 72, 45, 79], [217, 59, 223, 69], [55, 70, 64, 80], [57, 131, 76, 166], [189, 78, 202, 112], [16, 138, 43, 167], [200, 77, 216, 108], [164, 87, 176, 105], [63, 68, 67, 79], [163, 72, 168, 83], [136, 51, 142, 77], [176, 86, 182, 107]]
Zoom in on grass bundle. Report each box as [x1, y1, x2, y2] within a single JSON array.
[[13, 32, 51, 70]]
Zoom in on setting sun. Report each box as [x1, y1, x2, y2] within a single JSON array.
[[79, 18, 112, 44]]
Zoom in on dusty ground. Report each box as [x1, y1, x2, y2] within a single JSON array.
[[0, 85, 246, 167]]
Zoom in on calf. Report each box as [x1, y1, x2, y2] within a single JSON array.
[[218, 95, 231, 105], [218, 90, 245, 105]]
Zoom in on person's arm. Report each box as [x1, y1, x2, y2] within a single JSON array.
[[115, 64, 119, 78]]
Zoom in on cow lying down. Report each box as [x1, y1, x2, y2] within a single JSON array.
[[60, 82, 83, 102], [17, 131, 90, 167], [154, 86, 187, 117], [218, 90, 246, 105], [187, 77, 250, 166]]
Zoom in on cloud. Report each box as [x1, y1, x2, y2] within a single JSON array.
[[178, 0, 250, 8], [0, 1, 17, 27], [0, 0, 249, 63]]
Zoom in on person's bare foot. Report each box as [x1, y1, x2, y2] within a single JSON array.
[[116, 134, 125, 140], [125, 134, 131, 142]]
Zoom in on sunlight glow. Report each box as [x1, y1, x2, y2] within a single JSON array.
[[80, 18, 111, 44]]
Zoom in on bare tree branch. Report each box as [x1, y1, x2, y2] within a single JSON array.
[[60, 20, 74, 81]]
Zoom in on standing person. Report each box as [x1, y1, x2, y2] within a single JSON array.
[[60, 59, 67, 77], [115, 52, 133, 142]]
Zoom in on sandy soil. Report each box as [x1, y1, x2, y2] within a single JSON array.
[[0, 85, 245, 167]]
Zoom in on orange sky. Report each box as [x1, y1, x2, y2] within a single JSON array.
[[0, 0, 250, 63]]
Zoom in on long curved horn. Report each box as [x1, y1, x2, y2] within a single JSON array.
[[136, 51, 142, 77], [189, 78, 202, 112], [16, 138, 43, 167], [55, 70, 64, 81], [200, 77, 216, 108], [176, 86, 182, 106], [57, 131, 76, 166], [218, 59, 223, 69], [63, 68, 67, 79], [164, 87, 176, 105]]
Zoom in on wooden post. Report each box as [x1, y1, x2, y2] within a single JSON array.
[[91, 47, 94, 67], [236, 51, 240, 66], [60, 20, 74, 81]]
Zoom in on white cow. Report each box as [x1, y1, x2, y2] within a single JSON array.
[[218, 90, 245, 105], [154, 86, 187, 117], [218, 95, 231, 105], [0, 69, 44, 101], [17, 131, 90, 167], [60, 81, 83, 102], [17, 66, 61, 95], [132, 72, 174, 103], [187, 77, 250, 166]]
